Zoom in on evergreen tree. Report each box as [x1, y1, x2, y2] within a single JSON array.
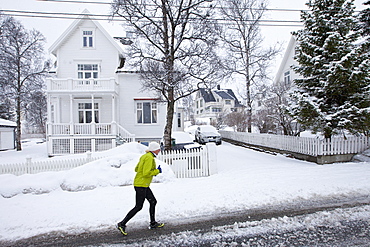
[[359, 0, 370, 38], [359, 1, 370, 54], [290, 0, 370, 138]]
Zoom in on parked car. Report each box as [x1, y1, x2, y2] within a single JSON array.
[[161, 131, 201, 150], [195, 125, 222, 145]]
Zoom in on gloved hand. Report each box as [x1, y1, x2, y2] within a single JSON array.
[[157, 165, 162, 173]]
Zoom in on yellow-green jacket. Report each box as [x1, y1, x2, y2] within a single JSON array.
[[133, 151, 160, 187]]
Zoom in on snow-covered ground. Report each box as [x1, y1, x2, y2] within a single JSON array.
[[1, 139, 370, 243]]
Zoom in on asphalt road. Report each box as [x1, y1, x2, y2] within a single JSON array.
[[3, 195, 370, 247]]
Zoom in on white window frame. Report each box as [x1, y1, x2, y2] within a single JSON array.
[[78, 102, 100, 123], [82, 29, 95, 48], [77, 64, 99, 85], [284, 70, 291, 85], [212, 107, 222, 113], [136, 101, 158, 125]]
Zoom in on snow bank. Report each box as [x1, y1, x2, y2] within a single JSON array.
[[0, 142, 175, 198]]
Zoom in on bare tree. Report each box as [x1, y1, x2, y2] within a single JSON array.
[[25, 90, 47, 135], [112, 0, 222, 150], [0, 16, 48, 150], [225, 110, 248, 132], [266, 82, 301, 136], [181, 94, 195, 123], [217, 0, 281, 133]]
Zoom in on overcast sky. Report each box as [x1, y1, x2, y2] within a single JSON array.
[[0, 0, 367, 81]]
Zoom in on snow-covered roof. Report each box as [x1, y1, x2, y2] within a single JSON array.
[[0, 118, 16, 127], [214, 90, 234, 100], [199, 88, 216, 103], [199, 88, 243, 107]]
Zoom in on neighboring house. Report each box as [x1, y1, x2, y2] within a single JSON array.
[[271, 35, 302, 135], [274, 35, 300, 86], [0, 118, 16, 151], [46, 10, 182, 156], [194, 86, 244, 124]]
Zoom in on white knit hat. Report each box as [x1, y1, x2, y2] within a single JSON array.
[[148, 142, 160, 151]]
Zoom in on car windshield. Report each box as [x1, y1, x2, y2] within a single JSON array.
[[200, 126, 217, 132]]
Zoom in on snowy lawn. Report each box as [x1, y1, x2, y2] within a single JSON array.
[[0, 141, 370, 242]]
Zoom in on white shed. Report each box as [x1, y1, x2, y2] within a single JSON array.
[[0, 118, 16, 151]]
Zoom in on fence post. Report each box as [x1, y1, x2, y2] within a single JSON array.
[[206, 143, 217, 175], [26, 156, 32, 174], [86, 151, 92, 163]]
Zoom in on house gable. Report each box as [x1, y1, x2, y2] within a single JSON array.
[[49, 10, 126, 78], [274, 35, 300, 85], [199, 88, 216, 103], [49, 9, 124, 57]]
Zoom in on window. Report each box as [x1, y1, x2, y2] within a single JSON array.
[[50, 104, 55, 123], [82, 30, 94, 48], [78, 103, 99, 123], [225, 100, 231, 105], [284, 71, 291, 85], [212, 108, 222, 113], [78, 64, 98, 80], [136, 102, 157, 124], [177, 113, 181, 128]]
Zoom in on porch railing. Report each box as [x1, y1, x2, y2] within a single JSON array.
[[47, 122, 135, 155], [49, 123, 114, 135], [46, 78, 118, 92]]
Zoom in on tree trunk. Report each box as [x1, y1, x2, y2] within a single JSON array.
[[246, 83, 252, 133], [163, 96, 175, 151], [16, 96, 22, 151]]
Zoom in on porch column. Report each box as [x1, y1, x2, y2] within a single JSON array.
[[47, 94, 51, 135], [69, 95, 74, 135], [91, 94, 95, 123], [112, 94, 116, 123], [112, 94, 117, 136], [91, 94, 96, 135]]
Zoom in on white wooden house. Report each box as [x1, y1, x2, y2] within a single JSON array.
[[194, 86, 244, 124], [46, 10, 182, 156], [273, 35, 300, 86], [0, 118, 16, 151]]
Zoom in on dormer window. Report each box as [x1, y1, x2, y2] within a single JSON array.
[[82, 30, 94, 48]]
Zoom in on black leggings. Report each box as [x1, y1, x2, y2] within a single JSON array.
[[120, 187, 157, 225]]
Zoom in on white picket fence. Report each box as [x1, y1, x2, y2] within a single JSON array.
[[0, 144, 218, 178], [220, 131, 370, 156], [0, 152, 104, 176], [157, 143, 217, 178]]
